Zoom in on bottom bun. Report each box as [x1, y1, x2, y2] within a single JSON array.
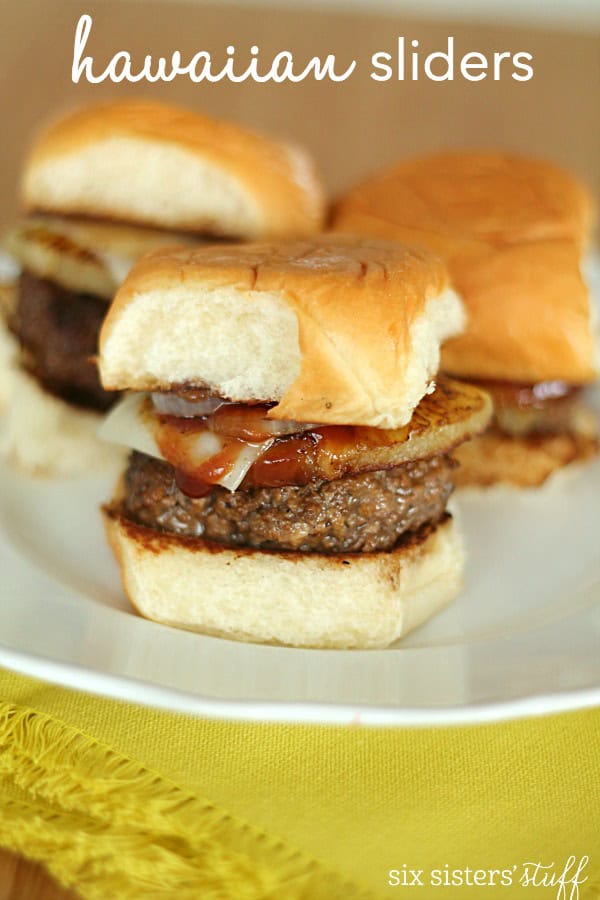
[[0, 311, 18, 414], [0, 329, 125, 476], [104, 508, 464, 649], [454, 420, 598, 489]]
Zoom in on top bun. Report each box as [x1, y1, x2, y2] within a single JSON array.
[[333, 152, 598, 384], [22, 100, 325, 240], [98, 236, 464, 429]]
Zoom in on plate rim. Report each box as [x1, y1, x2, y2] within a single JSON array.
[[1, 642, 599, 727]]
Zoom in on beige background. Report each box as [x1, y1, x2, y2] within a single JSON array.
[[0, 0, 598, 226]]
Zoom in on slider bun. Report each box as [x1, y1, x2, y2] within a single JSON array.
[[334, 151, 593, 247], [23, 100, 325, 239], [441, 239, 598, 384], [99, 237, 465, 429], [333, 152, 597, 383], [0, 320, 124, 475], [104, 509, 463, 649]]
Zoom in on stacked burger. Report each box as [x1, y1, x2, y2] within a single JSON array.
[[333, 152, 599, 486], [97, 237, 491, 648], [0, 100, 324, 474]]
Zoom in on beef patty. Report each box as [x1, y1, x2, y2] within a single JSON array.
[[122, 451, 455, 553], [11, 270, 114, 412]]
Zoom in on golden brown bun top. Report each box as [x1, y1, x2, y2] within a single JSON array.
[[333, 152, 597, 383], [334, 151, 593, 248], [22, 100, 325, 239], [109, 233, 448, 296], [99, 236, 464, 428]]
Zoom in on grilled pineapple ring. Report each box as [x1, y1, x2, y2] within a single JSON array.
[[5, 216, 197, 300], [278, 377, 494, 482]]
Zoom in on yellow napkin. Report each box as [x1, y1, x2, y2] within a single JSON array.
[[0, 668, 598, 899]]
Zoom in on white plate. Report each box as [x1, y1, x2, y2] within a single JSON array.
[[0, 399, 599, 726], [1, 256, 599, 725]]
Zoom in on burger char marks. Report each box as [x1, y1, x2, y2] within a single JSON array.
[[123, 451, 456, 554]]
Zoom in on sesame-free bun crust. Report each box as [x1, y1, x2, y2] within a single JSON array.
[[99, 237, 464, 429], [23, 100, 325, 239], [333, 152, 597, 384], [104, 509, 463, 649]]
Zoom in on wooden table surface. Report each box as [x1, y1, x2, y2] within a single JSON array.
[[0, 851, 78, 900]]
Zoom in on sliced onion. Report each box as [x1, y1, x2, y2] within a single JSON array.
[[100, 393, 275, 492], [96, 250, 136, 286], [531, 380, 572, 402], [188, 430, 224, 462], [210, 404, 318, 440], [218, 440, 274, 492], [151, 393, 225, 418], [0, 250, 20, 284], [237, 416, 317, 438], [152, 393, 318, 437]]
